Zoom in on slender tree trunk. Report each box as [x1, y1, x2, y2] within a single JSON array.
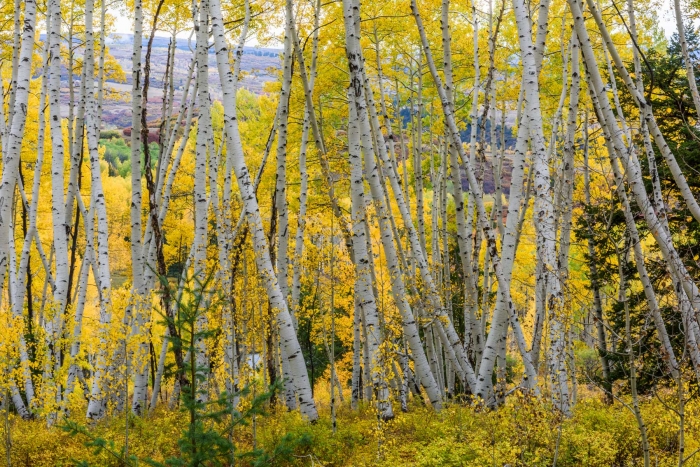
[[275, 0, 297, 410], [412, 0, 539, 401], [572, 0, 700, 321], [0, 0, 36, 326], [347, 83, 394, 418], [83, 0, 114, 417], [586, 0, 700, 225], [209, 0, 318, 420], [0, 0, 38, 419], [345, 0, 441, 409], [582, 114, 613, 402], [672, 0, 700, 120], [291, 0, 321, 332]]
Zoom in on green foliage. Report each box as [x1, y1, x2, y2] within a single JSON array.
[[60, 275, 309, 467], [578, 24, 700, 395], [101, 137, 132, 177], [574, 189, 675, 394], [100, 130, 123, 140], [640, 25, 700, 290], [99, 138, 160, 178]]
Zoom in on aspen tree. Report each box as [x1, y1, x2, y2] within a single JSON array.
[[413, 57, 426, 255], [488, 0, 506, 239], [65, 196, 98, 401], [111, 0, 145, 419], [6, 0, 700, 429], [510, 0, 570, 413], [275, 0, 293, 305], [64, 5, 78, 224], [351, 292, 362, 409], [0, 0, 36, 316], [209, 0, 318, 421], [158, 79, 198, 225], [487, 0, 551, 388], [274, 0, 298, 410], [0, 0, 37, 420], [571, 0, 700, 321], [555, 36, 580, 407], [585, 68, 692, 380], [291, 0, 321, 330], [440, 0, 482, 363], [363, 12, 479, 392], [192, 0, 211, 391], [65, 4, 91, 237], [11, 16, 51, 412], [585, 0, 700, 225], [219, 0, 250, 415], [626, 0, 682, 378], [672, 0, 700, 120], [344, 0, 441, 410], [347, 88, 394, 417], [82, 0, 114, 417], [582, 113, 613, 400], [574, 0, 700, 381], [329, 220, 337, 432], [529, 26, 573, 373], [5, 0, 22, 129], [464, 4, 482, 360], [412, 0, 539, 401], [144, 77, 199, 412], [47, 0, 70, 332]]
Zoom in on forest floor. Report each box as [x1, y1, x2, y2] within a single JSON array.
[[5, 383, 698, 467]]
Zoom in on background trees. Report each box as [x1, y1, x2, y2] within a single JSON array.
[[1, 0, 700, 463]]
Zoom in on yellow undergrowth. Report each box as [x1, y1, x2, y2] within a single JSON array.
[[4, 385, 698, 466]]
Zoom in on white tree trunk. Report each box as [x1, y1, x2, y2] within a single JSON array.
[[585, 0, 700, 225], [291, 0, 321, 332], [672, 0, 700, 120], [209, 0, 318, 421], [84, 0, 114, 416], [412, 0, 539, 399], [347, 88, 394, 417], [192, 0, 212, 395], [0, 0, 37, 297], [0, 0, 38, 418], [345, 0, 441, 409], [511, 0, 569, 413], [571, 0, 700, 315]]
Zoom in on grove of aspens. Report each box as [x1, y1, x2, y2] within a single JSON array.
[[1, 0, 700, 464]]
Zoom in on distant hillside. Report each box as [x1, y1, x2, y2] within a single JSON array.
[[39, 33, 281, 128], [105, 33, 282, 58]]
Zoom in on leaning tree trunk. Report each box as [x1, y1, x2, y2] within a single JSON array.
[[672, 0, 700, 120], [571, 0, 700, 316], [83, 0, 114, 416], [0, 0, 38, 420], [412, 0, 539, 400], [210, 0, 319, 421], [511, 0, 570, 414], [347, 88, 394, 419], [585, 69, 688, 381], [585, 0, 700, 225], [344, 0, 441, 410], [361, 3, 478, 391]]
